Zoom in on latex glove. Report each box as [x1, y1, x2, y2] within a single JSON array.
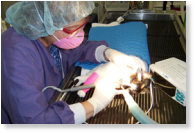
[[87, 76, 125, 116], [105, 48, 140, 72]]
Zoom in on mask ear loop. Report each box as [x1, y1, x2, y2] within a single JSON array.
[[53, 34, 61, 42]]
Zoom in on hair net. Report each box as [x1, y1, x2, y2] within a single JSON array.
[[5, 1, 95, 40]]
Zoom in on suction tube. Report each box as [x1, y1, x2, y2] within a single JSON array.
[[123, 91, 158, 124], [42, 84, 96, 93]]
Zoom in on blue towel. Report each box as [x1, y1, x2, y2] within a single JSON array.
[[75, 22, 151, 70]]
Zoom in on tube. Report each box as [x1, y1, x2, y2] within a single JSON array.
[[123, 90, 158, 124], [42, 83, 96, 93]]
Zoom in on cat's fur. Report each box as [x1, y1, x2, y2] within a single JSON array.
[[75, 57, 152, 97]]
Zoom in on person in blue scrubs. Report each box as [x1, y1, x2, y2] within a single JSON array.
[[1, 1, 139, 124]]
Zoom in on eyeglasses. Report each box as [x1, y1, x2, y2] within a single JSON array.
[[62, 16, 90, 34], [53, 16, 89, 42]]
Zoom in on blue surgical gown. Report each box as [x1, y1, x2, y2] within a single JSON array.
[[1, 27, 108, 124]]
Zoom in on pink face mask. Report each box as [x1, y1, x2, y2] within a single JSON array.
[[53, 31, 84, 50]]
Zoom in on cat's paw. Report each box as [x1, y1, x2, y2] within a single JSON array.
[[77, 90, 86, 97], [74, 75, 89, 86]]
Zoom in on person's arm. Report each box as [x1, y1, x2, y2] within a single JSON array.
[[1, 37, 76, 124], [81, 101, 94, 119], [70, 76, 125, 124], [60, 38, 109, 65], [69, 101, 94, 124]]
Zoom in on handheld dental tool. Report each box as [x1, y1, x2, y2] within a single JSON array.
[[42, 83, 96, 93]]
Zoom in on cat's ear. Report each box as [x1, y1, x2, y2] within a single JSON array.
[[140, 88, 150, 94], [142, 71, 152, 79], [137, 68, 142, 81], [137, 68, 151, 81]]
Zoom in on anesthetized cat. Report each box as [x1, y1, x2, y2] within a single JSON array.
[[74, 55, 152, 97]]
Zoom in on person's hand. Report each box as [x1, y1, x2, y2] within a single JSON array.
[[87, 76, 125, 116], [105, 48, 140, 72]]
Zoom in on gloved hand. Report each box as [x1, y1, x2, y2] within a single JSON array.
[[87, 76, 125, 116], [104, 48, 140, 72]]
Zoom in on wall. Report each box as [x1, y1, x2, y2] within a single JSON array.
[[92, 1, 100, 14], [1, 1, 19, 28]]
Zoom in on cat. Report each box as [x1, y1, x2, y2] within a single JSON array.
[[118, 71, 151, 95], [74, 55, 152, 97]]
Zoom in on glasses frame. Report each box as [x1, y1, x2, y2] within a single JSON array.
[[62, 16, 90, 34]]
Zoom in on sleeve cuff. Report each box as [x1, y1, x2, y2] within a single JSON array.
[[95, 45, 108, 63], [69, 103, 86, 124]]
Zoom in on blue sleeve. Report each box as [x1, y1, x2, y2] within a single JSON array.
[[1, 29, 75, 124], [60, 38, 109, 70], [76, 38, 109, 63]]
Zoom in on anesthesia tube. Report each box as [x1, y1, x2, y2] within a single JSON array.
[[122, 89, 158, 124]]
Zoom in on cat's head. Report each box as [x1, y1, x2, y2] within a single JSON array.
[[120, 68, 152, 95]]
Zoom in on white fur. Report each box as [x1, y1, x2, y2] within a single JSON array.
[[129, 84, 137, 90], [77, 90, 86, 98], [75, 56, 147, 97]]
